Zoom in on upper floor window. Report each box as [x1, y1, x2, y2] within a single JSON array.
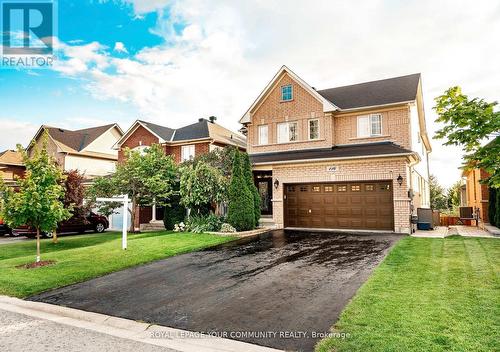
[[281, 84, 293, 101], [357, 114, 382, 138], [309, 119, 319, 140], [181, 145, 195, 162], [258, 125, 268, 145], [277, 121, 298, 143], [133, 145, 148, 156]]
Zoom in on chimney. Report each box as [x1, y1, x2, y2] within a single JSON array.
[[208, 116, 217, 123], [198, 118, 204, 122]]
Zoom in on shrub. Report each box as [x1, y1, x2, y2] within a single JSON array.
[[220, 223, 236, 233], [241, 152, 261, 227], [186, 213, 224, 233], [495, 188, 500, 227], [163, 194, 186, 230], [488, 188, 496, 226], [227, 151, 255, 231]]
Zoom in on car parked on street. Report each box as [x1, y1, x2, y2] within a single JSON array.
[[12, 212, 109, 238], [0, 219, 12, 236]]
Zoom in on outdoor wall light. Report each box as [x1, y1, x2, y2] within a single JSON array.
[[274, 179, 280, 189], [397, 174, 404, 186]]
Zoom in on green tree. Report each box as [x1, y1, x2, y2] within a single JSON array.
[[241, 152, 261, 227], [488, 188, 497, 226], [429, 175, 448, 211], [86, 176, 120, 216], [447, 181, 461, 213], [0, 136, 71, 263], [227, 151, 254, 231], [434, 87, 500, 188], [89, 144, 177, 232], [179, 161, 228, 215]]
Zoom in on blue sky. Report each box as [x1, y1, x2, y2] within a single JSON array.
[[0, 0, 499, 187]]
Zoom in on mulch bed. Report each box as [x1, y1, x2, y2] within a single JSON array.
[[16, 260, 56, 269]]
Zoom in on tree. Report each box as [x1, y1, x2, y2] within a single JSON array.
[[434, 87, 500, 188], [86, 175, 120, 216], [488, 188, 497, 227], [226, 151, 254, 231], [89, 144, 177, 232], [429, 175, 448, 211], [447, 181, 461, 212], [241, 152, 261, 227], [179, 161, 228, 215], [0, 135, 71, 263], [163, 184, 186, 230]]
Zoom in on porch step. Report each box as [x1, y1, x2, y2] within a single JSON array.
[[259, 217, 277, 229], [140, 221, 165, 232]]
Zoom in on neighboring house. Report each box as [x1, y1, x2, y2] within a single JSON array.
[[240, 65, 431, 234], [27, 124, 124, 181], [461, 168, 491, 224], [114, 117, 246, 230], [0, 150, 25, 186]]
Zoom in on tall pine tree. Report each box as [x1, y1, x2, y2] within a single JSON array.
[[227, 151, 254, 231], [241, 152, 261, 227]]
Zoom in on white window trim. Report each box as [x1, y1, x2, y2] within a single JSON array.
[[308, 119, 320, 140], [357, 114, 383, 138], [277, 121, 298, 143], [181, 145, 195, 162], [281, 84, 293, 102], [258, 124, 269, 145]]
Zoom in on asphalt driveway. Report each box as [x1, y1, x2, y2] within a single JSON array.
[[30, 230, 403, 351]]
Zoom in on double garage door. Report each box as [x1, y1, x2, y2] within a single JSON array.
[[284, 181, 394, 231]]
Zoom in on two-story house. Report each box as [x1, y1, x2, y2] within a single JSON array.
[[114, 117, 246, 231], [240, 66, 431, 234], [27, 124, 124, 182]]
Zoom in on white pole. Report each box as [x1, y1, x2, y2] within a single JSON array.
[[122, 194, 128, 250]]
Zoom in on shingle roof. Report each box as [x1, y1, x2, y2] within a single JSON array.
[[317, 73, 421, 110], [140, 121, 175, 141], [250, 142, 413, 164], [45, 124, 116, 152], [0, 150, 23, 165], [172, 119, 210, 141]]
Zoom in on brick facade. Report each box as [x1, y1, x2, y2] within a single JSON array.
[[118, 125, 159, 163], [271, 157, 412, 233]]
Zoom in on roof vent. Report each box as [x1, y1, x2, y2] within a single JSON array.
[[208, 116, 217, 123]]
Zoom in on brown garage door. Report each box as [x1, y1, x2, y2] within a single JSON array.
[[284, 181, 394, 231]]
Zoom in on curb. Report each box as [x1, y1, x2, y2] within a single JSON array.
[[0, 295, 281, 352]]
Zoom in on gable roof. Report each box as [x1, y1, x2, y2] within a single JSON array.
[[31, 124, 121, 153], [0, 150, 24, 166], [239, 65, 338, 124], [317, 73, 421, 110], [115, 118, 246, 149], [250, 141, 416, 165]]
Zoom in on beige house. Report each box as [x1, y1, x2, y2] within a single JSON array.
[[240, 66, 431, 234], [28, 124, 124, 181]]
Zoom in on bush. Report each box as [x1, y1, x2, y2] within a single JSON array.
[[495, 188, 500, 227], [186, 213, 224, 233], [220, 223, 236, 233], [241, 152, 261, 227], [227, 151, 255, 231], [163, 194, 186, 230], [488, 188, 496, 226]]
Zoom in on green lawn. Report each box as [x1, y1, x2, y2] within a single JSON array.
[[316, 236, 499, 352], [0, 231, 236, 298]]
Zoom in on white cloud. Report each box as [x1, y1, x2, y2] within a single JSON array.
[[114, 41, 128, 53], [0, 120, 39, 150], [54, 0, 500, 188]]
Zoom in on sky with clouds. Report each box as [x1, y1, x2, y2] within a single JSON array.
[[0, 0, 499, 188]]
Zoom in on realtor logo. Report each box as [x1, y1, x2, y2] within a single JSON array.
[[1, 0, 56, 68]]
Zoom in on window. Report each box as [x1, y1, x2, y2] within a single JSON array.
[[181, 145, 195, 162], [133, 145, 148, 156], [337, 185, 347, 192], [312, 186, 320, 192], [357, 114, 382, 138], [287, 186, 296, 192], [277, 122, 298, 143], [309, 119, 319, 140], [258, 125, 268, 145], [325, 186, 333, 192], [366, 184, 374, 191], [351, 185, 361, 192], [300, 186, 308, 192], [281, 84, 293, 101]]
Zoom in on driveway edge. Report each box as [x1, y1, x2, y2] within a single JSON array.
[[0, 295, 282, 352]]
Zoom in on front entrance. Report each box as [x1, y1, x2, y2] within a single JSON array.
[[254, 171, 273, 215], [284, 181, 394, 231]]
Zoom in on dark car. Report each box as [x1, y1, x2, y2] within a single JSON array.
[[0, 219, 12, 236], [12, 212, 109, 238]]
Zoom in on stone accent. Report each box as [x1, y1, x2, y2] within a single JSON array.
[[270, 157, 412, 233]]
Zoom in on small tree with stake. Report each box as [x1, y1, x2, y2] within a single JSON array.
[[0, 133, 71, 263]]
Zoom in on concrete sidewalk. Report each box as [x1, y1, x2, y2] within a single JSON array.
[[0, 296, 281, 352], [411, 225, 498, 239]]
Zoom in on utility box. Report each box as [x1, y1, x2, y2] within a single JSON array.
[[417, 208, 433, 230]]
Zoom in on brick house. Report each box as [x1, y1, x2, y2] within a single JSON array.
[[114, 117, 246, 230], [0, 150, 25, 186], [240, 66, 432, 234], [461, 168, 491, 224]]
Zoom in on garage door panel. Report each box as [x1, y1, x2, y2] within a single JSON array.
[[285, 181, 394, 231]]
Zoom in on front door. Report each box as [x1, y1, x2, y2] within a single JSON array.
[[254, 171, 273, 215]]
